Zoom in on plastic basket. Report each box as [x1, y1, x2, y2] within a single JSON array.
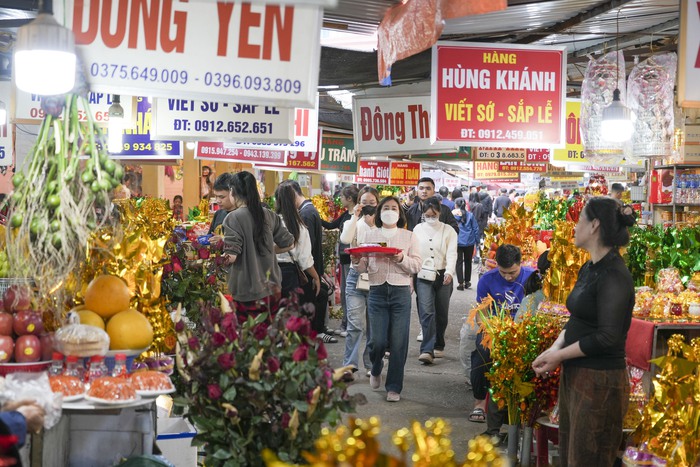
[[0, 278, 34, 297]]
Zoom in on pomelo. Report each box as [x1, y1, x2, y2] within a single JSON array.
[[84, 275, 131, 319], [106, 309, 153, 350], [76, 309, 105, 330]]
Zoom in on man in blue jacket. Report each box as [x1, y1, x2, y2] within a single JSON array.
[[469, 245, 534, 445]]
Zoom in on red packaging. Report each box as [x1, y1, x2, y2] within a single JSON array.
[[649, 170, 660, 204], [659, 169, 674, 204]]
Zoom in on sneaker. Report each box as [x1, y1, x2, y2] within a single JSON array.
[[384, 351, 390, 359], [366, 369, 372, 377], [370, 373, 381, 389], [457, 283, 464, 291], [416, 332, 423, 342], [334, 328, 347, 336], [466, 282, 472, 289], [418, 352, 434, 364], [386, 391, 401, 402], [318, 333, 338, 344], [434, 350, 444, 358], [338, 330, 348, 338]]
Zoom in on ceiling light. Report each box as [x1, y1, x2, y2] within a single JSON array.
[[601, 10, 633, 143], [108, 95, 125, 154], [0, 101, 6, 126], [14, 0, 77, 95], [325, 173, 337, 182], [601, 89, 634, 143], [186, 142, 196, 150]]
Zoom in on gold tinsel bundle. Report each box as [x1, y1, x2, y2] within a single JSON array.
[[68, 198, 177, 353], [632, 334, 700, 466], [481, 203, 538, 262], [541, 220, 589, 305], [262, 417, 504, 467]]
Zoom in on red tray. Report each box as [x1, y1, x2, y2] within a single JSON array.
[[345, 246, 402, 256]]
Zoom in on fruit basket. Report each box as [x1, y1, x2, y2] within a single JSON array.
[[0, 360, 51, 377]]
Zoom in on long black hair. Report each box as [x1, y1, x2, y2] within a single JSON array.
[[230, 171, 269, 255], [274, 183, 303, 243], [583, 197, 637, 247], [454, 197, 467, 225]]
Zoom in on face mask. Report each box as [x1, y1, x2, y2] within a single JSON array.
[[424, 217, 438, 225], [381, 210, 400, 225]]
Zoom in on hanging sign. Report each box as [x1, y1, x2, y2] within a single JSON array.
[[13, 91, 134, 126], [355, 160, 391, 185], [678, 0, 700, 107], [474, 147, 526, 161], [241, 0, 337, 6], [54, 1, 322, 108], [526, 148, 550, 162], [352, 94, 456, 155], [431, 41, 566, 146], [410, 147, 471, 160], [390, 162, 421, 186], [0, 82, 12, 167], [553, 99, 585, 163], [563, 164, 621, 174], [114, 97, 182, 159], [254, 129, 322, 171], [473, 161, 520, 181], [152, 99, 293, 142], [498, 161, 548, 172], [195, 142, 286, 165], [226, 97, 320, 151], [320, 134, 357, 174]]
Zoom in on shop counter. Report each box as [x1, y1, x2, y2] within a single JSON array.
[[21, 398, 156, 467]]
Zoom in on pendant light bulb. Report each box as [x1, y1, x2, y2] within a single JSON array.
[[108, 95, 125, 154], [601, 89, 634, 143], [14, 4, 77, 96]]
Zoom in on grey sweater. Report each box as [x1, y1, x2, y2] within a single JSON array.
[[223, 207, 294, 302]]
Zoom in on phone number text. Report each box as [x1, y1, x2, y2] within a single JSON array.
[[172, 119, 273, 134], [89, 62, 302, 95], [460, 128, 545, 141]]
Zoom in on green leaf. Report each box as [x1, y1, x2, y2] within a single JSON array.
[[213, 449, 232, 460], [223, 386, 237, 401]]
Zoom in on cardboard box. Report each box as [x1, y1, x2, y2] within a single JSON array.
[[157, 417, 197, 467]]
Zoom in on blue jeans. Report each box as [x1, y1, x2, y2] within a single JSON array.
[[343, 268, 371, 370], [340, 262, 350, 330], [416, 278, 453, 355], [367, 283, 412, 394]]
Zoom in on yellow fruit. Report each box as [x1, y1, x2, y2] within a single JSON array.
[[106, 309, 153, 350], [76, 309, 105, 330], [84, 275, 131, 319]]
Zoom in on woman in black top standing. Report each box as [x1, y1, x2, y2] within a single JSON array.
[[532, 197, 636, 466]]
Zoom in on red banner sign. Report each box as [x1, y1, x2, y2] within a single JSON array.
[[431, 42, 566, 146], [355, 160, 391, 184], [195, 142, 286, 165], [498, 160, 548, 173], [390, 162, 421, 186], [526, 148, 550, 162]]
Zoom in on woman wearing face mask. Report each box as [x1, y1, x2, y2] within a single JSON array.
[[338, 186, 380, 381], [413, 196, 458, 364], [351, 196, 421, 402]]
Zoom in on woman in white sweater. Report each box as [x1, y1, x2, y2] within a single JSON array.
[[352, 196, 421, 402], [413, 196, 458, 364], [338, 186, 379, 380]]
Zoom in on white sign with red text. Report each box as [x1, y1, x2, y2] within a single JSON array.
[[54, 1, 322, 107], [226, 98, 319, 151], [152, 99, 293, 142], [13, 90, 134, 126], [352, 94, 456, 155], [0, 82, 12, 166]]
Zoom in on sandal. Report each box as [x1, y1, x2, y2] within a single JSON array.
[[469, 408, 486, 423], [319, 332, 338, 343]]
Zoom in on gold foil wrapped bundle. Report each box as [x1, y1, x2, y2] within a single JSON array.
[[632, 334, 700, 466], [70, 198, 176, 353], [541, 220, 589, 305], [262, 417, 505, 467], [481, 203, 538, 262]]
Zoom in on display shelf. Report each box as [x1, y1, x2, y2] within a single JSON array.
[[652, 163, 700, 170], [653, 203, 700, 207], [650, 163, 700, 224]]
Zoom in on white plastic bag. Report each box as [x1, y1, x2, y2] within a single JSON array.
[[1, 372, 62, 429]]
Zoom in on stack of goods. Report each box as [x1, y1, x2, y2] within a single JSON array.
[[0, 283, 53, 366], [585, 174, 609, 196], [633, 268, 700, 321], [625, 334, 700, 466], [187, 198, 210, 223]]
